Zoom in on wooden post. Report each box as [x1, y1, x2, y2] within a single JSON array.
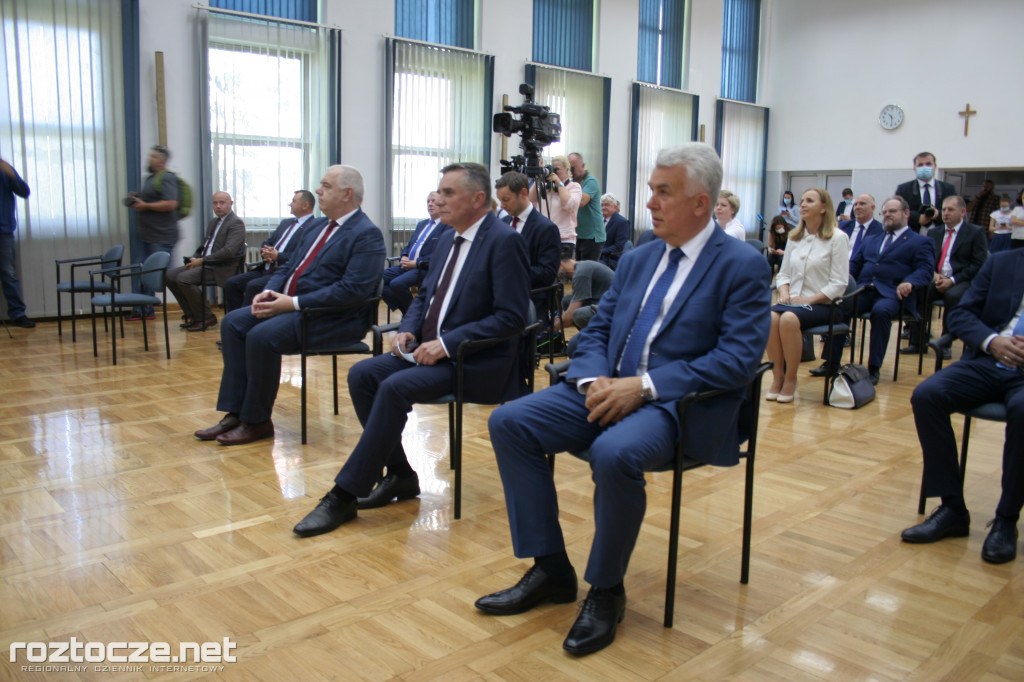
[[155, 51, 167, 146]]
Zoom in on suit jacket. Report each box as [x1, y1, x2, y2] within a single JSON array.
[[568, 225, 772, 467], [850, 228, 935, 312], [503, 210, 561, 290], [400, 212, 531, 404], [840, 218, 883, 261], [600, 212, 630, 257], [265, 211, 386, 349], [400, 217, 451, 273], [895, 178, 957, 231], [928, 221, 988, 284], [947, 249, 1024, 361], [192, 211, 246, 286], [835, 200, 852, 219], [261, 216, 311, 271]]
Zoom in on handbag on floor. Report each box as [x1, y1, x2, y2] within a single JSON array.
[[828, 363, 875, 409]]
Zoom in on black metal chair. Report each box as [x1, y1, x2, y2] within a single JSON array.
[[530, 280, 563, 366], [89, 251, 171, 365], [543, 360, 772, 628], [55, 244, 124, 342], [854, 287, 924, 381], [802, 277, 865, 405], [295, 279, 384, 445], [916, 333, 1007, 514]]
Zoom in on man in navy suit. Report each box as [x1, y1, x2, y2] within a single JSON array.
[[293, 162, 530, 536], [849, 196, 934, 384], [902, 248, 1024, 564], [382, 191, 450, 314], [193, 165, 385, 445], [813, 194, 884, 376], [494, 171, 561, 308], [475, 143, 771, 655], [895, 151, 957, 233], [223, 190, 317, 312], [599, 193, 630, 268], [903, 195, 988, 356]]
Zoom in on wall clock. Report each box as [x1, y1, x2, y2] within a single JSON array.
[[879, 104, 904, 130]]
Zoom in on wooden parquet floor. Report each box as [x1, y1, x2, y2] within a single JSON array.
[[1, 307, 1022, 681]]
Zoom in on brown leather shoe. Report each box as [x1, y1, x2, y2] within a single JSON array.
[[186, 315, 217, 332], [194, 414, 240, 440], [216, 420, 274, 445]]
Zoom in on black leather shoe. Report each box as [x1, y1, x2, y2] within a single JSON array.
[[809, 362, 839, 378], [293, 490, 357, 537], [357, 472, 420, 509], [10, 316, 35, 328], [899, 344, 921, 355], [563, 587, 627, 655], [901, 505, 971, 543], [475, 565, 578, 615], [981, 517, 1018, 564], [868, 368, 880, 385]]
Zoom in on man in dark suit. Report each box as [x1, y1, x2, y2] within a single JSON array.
[[223, 190, 317, 312], [165, 191, 246, 331], [812, 194, 885, 377], [193, 165, 385, 446], [902, 195, 988, 356], [849, 196, 934, 384], [895, 151, 957, 233], [902, 248, 1024, 564], [599, 193, 630, 268], [475, 143, 771, 655], [292, 162, 530, 535], [494, 171, 561, 306], [835, 188, 854, 221], [382, 191, 450, 314]]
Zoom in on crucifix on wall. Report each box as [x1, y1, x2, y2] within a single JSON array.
[[958, 103, 977, 137]]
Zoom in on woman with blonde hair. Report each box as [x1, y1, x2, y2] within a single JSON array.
[[530, 154, 581, 257], [715, 190, 746, 240], [766, 188, 850, 403]]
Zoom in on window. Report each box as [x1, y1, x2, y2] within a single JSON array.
[[210, 0, 317, 22], [199, 8, 339, 230], [533, 0, 594, 72], [386, 38, 493, 252], [395, 0, 474, 49], [721, 0, 761, 103], [637, 0, 686, 89], [715, 99, 768, 237], [629, 83, 697, 235]]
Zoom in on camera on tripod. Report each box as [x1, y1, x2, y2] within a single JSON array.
[[493, 83, 561, 178]]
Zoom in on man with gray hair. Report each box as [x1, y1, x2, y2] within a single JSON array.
[[599, 192, 630, 268], [476, 143, 771, 655]]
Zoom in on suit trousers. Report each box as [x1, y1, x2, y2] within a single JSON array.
[[224, 269, 273, 313], [216, 307, 303, 423], [911, 355, 1024, 520], [857, 289, 903, 370], [381, 265, 420, 313], [166, 265, 213, 320], [489, 381, 676, 588], [334, 352, 456, 496]]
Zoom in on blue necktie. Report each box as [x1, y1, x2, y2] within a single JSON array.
[[996, 308, 1024, 370], [879, 232, 894, 254], [409, 221, 435, 260], [619, 248, 683, 377]]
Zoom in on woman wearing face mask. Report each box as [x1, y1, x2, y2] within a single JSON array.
[[766, 215, 790, 274], [778, 190, 799, 227], [766, 188, 849, 403], [530, 154, 581, 258], [715, 190, 746, 240], [989, 194, 1014, 253]]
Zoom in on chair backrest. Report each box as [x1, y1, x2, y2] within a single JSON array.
[[745, 238, 765, 253], [140, 251, 171, 293], [102, 244, 125, 269], [621, 240, 633, 254]]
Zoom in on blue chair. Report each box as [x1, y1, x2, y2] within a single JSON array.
[[89, 251, 171, 365], [55, 245, 124, 342], [544, 360, 772, 628]]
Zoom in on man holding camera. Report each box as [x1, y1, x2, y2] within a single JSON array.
[[895, 151, 956, 234], [127, 145, 181, 320]]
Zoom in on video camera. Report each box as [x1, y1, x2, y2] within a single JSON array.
[[493, 83, 561, 178]]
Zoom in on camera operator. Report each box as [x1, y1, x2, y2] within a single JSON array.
[[529, 155, 580, 259], [895, 151, 956, 234]]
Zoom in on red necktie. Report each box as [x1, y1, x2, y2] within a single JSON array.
[[421, 236, 465, 342], [511, 216, 520, 231], [938, 227, 954, 273], [285, 221, 337, 296]]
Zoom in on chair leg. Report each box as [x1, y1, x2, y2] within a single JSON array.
[[332, 355, 339, 415], [301, 352, 308, 445], [664, 465, 684, 628], [453, 400, 463, 520], [110, 308, 118, 365], [141, 313, 150, 351], [858, 319, 867, 366], [822, 335, 834, 406], [70, 296, 77, 343], [893, 316, 903, 382], [57, 292, 63, 338], [91, 306, 99, 358], [741, 454, 755, 585], [917, 470, 928, 515], [448, 402, 456, 470], [162, 303, 170, 359], [960, 415, 972, 480]]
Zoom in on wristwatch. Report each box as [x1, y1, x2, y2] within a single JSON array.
[[641, 374, 654, 401]]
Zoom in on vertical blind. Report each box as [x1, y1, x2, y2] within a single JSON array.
[[637, 0, 685, 89], [720, 0, 761, 103], [527, 64, 608, 188], [532, 0, 593, 72], [395, 0, 474, 49], [210, 0, 317, 22], [386, 38, 493, 253], [197, 8, 340, 235], [715, 99, 768, 238], [0, 0, 129, 317], [629, 83, 697, 235]]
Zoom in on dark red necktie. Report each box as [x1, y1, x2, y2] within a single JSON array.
[[285, 220, 337, 296], [511, 216, 520, 231], [421, 236, 465, 342]]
